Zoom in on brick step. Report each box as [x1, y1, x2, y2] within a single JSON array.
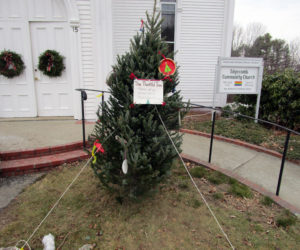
[[0, 149, 90, 177], [0, 141, 89, 161]]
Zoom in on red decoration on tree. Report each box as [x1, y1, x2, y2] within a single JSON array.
[[163, 76, 172, 82], [158, 51, 166, 60], [94, 140, 105, 154], [129, 73, 137, 80], [159, 58, 176, 76], [158, 51, 176, 76], [129, 103, 135, 108], [140, 19, 144, 32], [162, 101, 166, 106]]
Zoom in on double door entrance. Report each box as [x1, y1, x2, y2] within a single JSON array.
[[0, 21, 73, 117]]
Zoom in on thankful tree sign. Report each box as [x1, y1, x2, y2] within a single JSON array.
[[133, 79, 163, 104]]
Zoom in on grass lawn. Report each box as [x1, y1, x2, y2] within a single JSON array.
[[0, 161, 299, 249], [183, 117, 300, 161]]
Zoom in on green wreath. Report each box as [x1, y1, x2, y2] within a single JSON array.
[[38, 50, 65, 77], [0, 50, 25, 78]]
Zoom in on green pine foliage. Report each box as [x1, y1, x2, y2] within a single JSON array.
[[234, 70, 300, 129], [0, 50, 25, 78], [38, 50, 65, 77], [91, 4, 186, 199]]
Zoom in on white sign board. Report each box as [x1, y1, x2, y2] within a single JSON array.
[[214, 57, 264, 121], [133, 79, 163, 104], [217, 57, 263, 94], [219, 67, 259, 94]]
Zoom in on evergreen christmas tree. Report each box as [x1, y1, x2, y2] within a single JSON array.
[[91, 3, 186, 199]]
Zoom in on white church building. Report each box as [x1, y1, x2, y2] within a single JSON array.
[[0, 0, 234, 119]]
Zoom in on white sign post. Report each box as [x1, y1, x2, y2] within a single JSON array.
[[133, 79, 163, 105], [214, 57, 264, 122]]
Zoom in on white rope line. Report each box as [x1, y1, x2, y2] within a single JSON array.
[[15, 240, 31, 250], [183, 112, 212, 119], [18, 130, 116, 249], [155, 106, 235, 250]]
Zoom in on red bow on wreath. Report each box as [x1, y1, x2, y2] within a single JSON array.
[[3, 53, 16, 71], [45, 52, 54, 72]]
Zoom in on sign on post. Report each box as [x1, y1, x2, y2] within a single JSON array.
[[214, 57, 264, 121], [133, 79, 163, 104], [219, 67, 259, 94]]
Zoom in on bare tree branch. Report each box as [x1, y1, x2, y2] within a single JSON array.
[[244, 22, 267, 46]]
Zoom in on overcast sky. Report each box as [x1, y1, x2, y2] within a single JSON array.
[[234, 0, 300, 42]]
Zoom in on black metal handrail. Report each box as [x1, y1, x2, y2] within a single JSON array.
[[75, 90, 298, 198], [183, 102, 299, 196], [75, 88, 110, 93], [184, 102, 300, 136], [75, 88, 109, 148]]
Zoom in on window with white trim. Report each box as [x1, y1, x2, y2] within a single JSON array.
[[161, 0, 176, 55]]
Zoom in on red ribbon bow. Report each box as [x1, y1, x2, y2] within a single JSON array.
[[3, 53, 16, 71], [129, 73, 137, 80], [158, 51, 167, 60], [163, 76, 173, 82], [46, 53, 54, 72], [140, 19, 144, 32], [94, 140, 105, 154]]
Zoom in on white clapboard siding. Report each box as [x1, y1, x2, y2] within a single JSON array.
[[178, 0, 227, 106], [112, 0, 154, 60], [77, 0, 98, 119], [111, 0, 231, 107]]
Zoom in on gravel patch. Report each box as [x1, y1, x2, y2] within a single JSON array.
[[0, 173, 45, 210]]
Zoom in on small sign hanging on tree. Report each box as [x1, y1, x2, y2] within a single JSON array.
[[133, 79, 163, 104], [158, 52, 176, 76], [122, 159, 128, 174]]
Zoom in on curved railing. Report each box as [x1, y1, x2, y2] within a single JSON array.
[[75, 88, 299, 197], [183, 102, 299, 196]]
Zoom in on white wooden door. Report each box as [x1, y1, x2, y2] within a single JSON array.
[[0, 20, 37, 117], [30, 22, 73, 116]]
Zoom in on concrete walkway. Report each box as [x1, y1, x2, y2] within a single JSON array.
[[0, 118, 299, 212], [181, 133, 300, 211], [0, 118, 94, 151]]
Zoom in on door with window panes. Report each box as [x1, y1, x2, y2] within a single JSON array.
[[161, 0, 176, 56]]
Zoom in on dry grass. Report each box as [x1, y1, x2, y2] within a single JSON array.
[[0, 161, 299, 249]]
